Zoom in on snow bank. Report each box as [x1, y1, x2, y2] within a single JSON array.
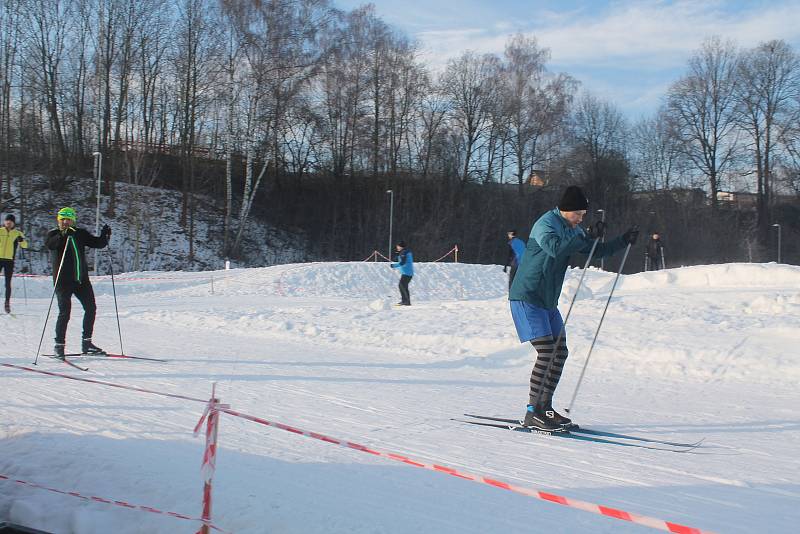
[[204, 261, 800, 302], [275, 262, 506, 301], [143, 261, 508, 302], [611, 262, 800, 293], [17, 261, 800, 304]]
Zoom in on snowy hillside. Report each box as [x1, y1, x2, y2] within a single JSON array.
[[1, 261, 799, 533], [4, 175, 309, 274]]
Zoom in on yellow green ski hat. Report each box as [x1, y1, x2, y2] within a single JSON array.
[[57, 207, 76, 221]]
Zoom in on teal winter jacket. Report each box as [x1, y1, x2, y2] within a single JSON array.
[[391, 249, 414, 276], [509, 208, 626, 309]]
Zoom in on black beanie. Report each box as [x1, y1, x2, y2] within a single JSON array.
[[558, 186, 589, 212], [4, 214, 15, 223], [397, 240, 406, 248]]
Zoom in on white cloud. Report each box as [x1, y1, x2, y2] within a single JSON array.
[[539, 1, 800, 68], [415, 0, 800, 72]]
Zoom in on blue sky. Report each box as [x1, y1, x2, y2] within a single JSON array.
[[335, 0, 800, 119]]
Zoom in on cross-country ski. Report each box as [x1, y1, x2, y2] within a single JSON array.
[[462, 414, 704, 448], [39, 354, 89, 372], [452, 418, 703, 453]]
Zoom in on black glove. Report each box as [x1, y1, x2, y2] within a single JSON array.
[[60, 226, 76, 236], [585, 221, 606, 240], [15, 235, 23, 243], [622, 226, 640, 245], [503, 266, 508, 273], [101, 224, 111, 238]]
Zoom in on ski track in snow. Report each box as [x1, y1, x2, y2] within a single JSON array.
[[1, 262, 799, 533]]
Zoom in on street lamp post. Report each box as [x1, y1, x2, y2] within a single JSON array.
[[772, 223, 782, 263], [596, 209, 605, 270], [93, 151, 102, 273], [386, 189, 394, 260]]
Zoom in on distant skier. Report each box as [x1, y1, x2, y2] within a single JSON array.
[[390, 241, 414, 306], [45, 207, 111, 359], [509, 186, 639, 431], [0, 214, 28, 313], [503, 230, 526, 291], [646, 232, 665, 271]]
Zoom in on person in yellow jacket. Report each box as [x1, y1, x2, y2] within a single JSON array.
[[1, 213, 28, 313]]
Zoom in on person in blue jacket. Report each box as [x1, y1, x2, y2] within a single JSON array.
[[391, 241, 414, 306], [509, 185, 639, 431], [503, 230, 526, 291]]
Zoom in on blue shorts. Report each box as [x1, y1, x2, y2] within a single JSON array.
[[509, 300, 565, 343]]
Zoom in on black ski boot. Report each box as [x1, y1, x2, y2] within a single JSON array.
[[4, 300, 9, 314], [53, 343, 66, 360], [82, 338, 106, 355], [541, 399, 572, 428], [522, 404, 564, 432]]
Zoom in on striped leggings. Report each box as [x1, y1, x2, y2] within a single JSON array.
[[528, 336, 568, 406]]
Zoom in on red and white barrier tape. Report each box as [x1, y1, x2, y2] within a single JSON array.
[[361, 250, 392, 262], [431, 246, 458, 263], [0, 363, 207, 403], [194, 387, 227, 534], [219, 408, 712, 534], [2, 361, 712, 532], [0, 473, 231, 533]]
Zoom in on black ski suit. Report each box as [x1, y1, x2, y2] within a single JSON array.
[[646, 238, 664, 270], [45, 227, 108, 344]]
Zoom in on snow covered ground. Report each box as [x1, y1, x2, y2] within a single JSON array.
[[1, 261, 799, 533]]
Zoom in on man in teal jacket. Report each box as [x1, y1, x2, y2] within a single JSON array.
[[510, 186, 638, 431]]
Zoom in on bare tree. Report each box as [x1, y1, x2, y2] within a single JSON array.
[[127, 0, 171, 166], [442, 51, 500, 182], [735, 39, 800, 234], [217, 17, 242, 259], [384, 39, 422, 174], [574, 93, 626, 165], [417, 74, 449, 179], [0, 0, 23, 201], [500, 34, 575, 189], [222, 0, 331, 254], [366, 15, 390, 175], [667, 37, 739, 210], [22, 0, 74, 167], [174, 0, 221, 260], [780, 91, 800, 195], [631, 108, 685, 190], [572, 92, 629, 206]]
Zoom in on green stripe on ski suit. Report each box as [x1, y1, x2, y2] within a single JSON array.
[[68, 235, 80, 281]]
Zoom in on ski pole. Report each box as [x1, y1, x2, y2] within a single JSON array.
[[34, 236, 71, 364], [530, 236, 600, 411], [21, 250, 28, 307], [107, 246, 124, 356], [565, 241, 632, 415]]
